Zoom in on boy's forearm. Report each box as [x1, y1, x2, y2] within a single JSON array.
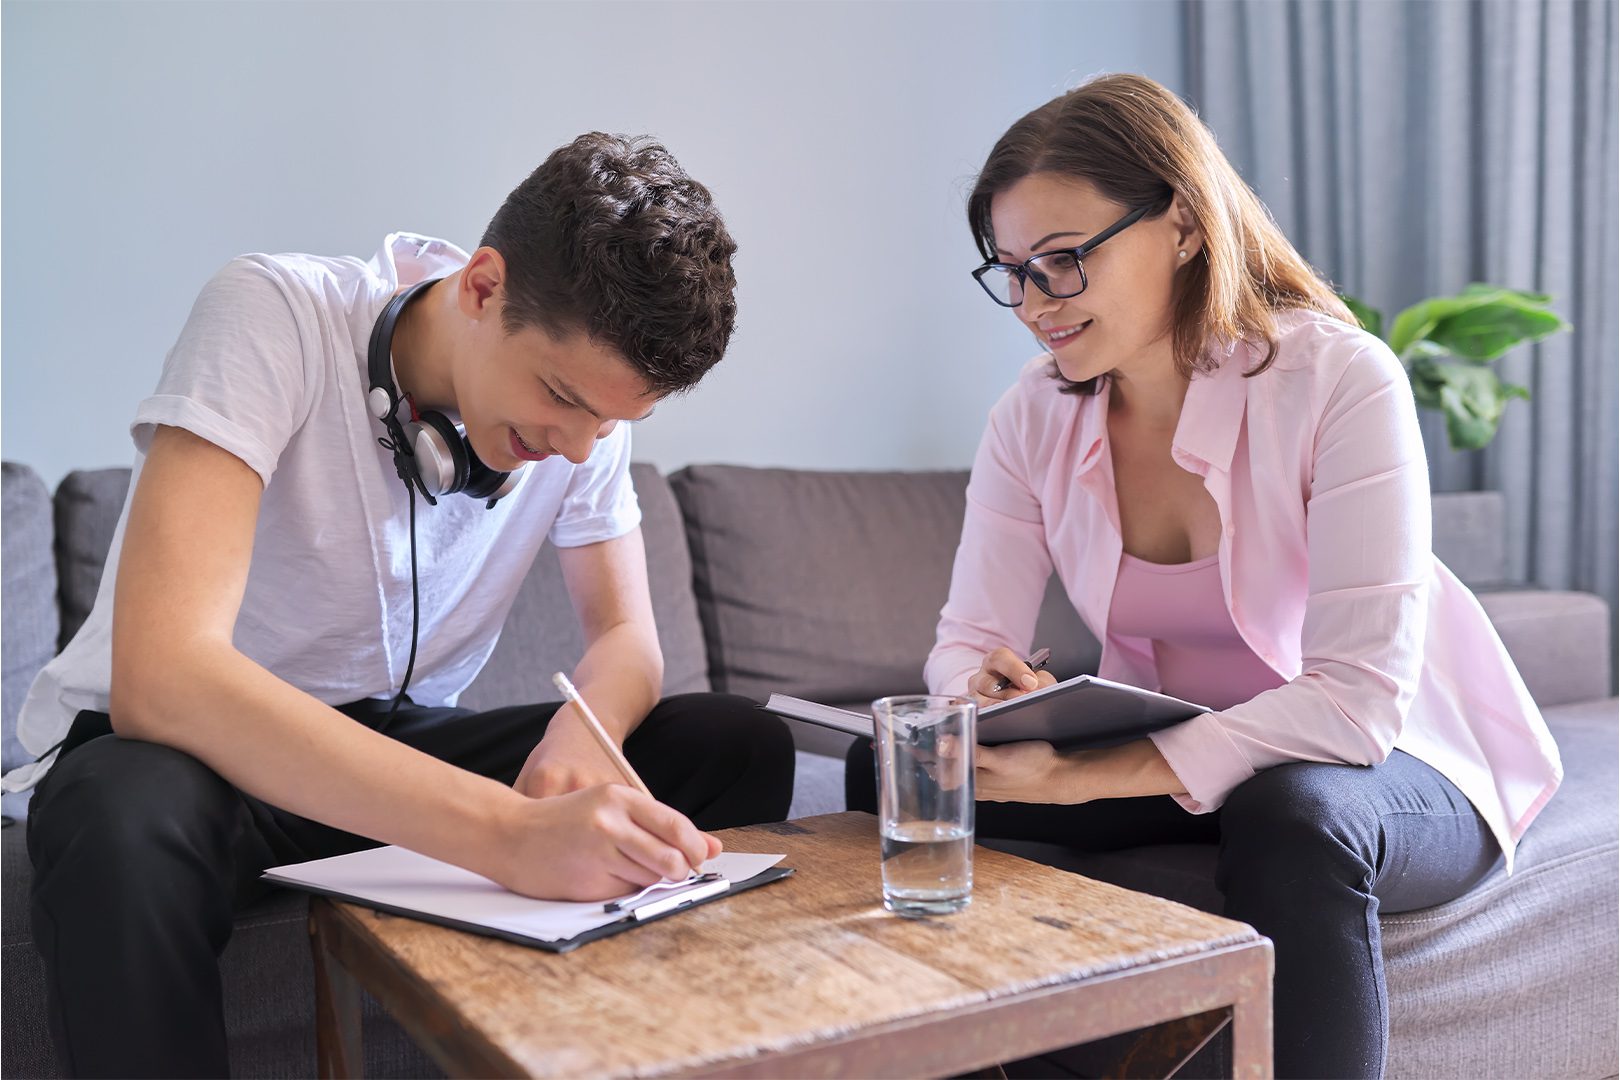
[[565, 619, 665, 743], [113, 642, 526, 879]]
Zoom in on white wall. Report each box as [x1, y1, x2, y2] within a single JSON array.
[[2, 1, 1185, 488]]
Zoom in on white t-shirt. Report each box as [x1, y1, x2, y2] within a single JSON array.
[[5, 232, 641, 790]]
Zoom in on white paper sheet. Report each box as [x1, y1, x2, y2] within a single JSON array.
[[264, 846, 786, 943]]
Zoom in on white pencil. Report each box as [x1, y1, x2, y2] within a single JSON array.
[[551, 672, 654, 799]]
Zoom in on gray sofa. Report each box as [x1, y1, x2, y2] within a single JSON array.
[[3, 460, 1616, 1078]]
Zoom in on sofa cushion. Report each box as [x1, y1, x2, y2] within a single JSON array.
[[3, 464, 58, 776], [3, 826, 437, 1078], [669, 465, 1100, 704], [1476, 589, 1612, 707], [988, 698, 1620, 1077], [458, 463, 710, 708], [52, 468, 132, 650], [1378, 698, 1620, 1077], [44, 464, 706, 711]]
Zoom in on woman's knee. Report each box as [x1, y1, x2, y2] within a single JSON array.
[[1217, 761, 1382, 885]]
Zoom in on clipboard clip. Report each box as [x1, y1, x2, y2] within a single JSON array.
[[604, 872, 728, 918]]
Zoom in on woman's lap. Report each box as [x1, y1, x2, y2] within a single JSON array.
[[844, 740, 1502, 1078]]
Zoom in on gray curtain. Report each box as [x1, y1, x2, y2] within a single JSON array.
[[1186, 0, 1618, 673]]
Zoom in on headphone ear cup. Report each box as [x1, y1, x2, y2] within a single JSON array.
[[407, 411, 470, 496], [462, 439, 515, 503]]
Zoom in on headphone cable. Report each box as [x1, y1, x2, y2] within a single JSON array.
[[385, 481, 422, 729]]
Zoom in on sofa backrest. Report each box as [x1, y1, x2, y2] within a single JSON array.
[[668, 465, 1101, 706], [0, 463, 709, 745], [458, 464, 710, 709], [53, 468, 133, 649], [2, 465, 58, 772], [0, 457, 1588, 771], [667, 466, 1530, 707]]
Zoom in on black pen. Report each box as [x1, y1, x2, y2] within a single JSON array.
[[989, 647, 1052, 693]]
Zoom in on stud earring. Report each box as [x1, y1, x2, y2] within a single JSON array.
[[1178, 250, 1188, 259]]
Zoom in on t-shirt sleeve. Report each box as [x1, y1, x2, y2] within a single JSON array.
[[131, 257, 318, 486], [547, 422, 642, 548]]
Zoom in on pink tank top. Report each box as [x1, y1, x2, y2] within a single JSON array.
[[1109, 552, 1285, 711]]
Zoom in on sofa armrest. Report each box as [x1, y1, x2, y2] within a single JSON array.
[[1477, 589, 1613, 709]]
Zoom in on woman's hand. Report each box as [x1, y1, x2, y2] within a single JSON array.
[[965, 738, 1185, 805], [971, 740, 1086, 803], [966, 647, 1058, 709]]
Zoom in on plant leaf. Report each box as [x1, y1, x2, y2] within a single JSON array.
[[1340, 294, 1384, 339], [1439, 385, 1498, 450], [1427, 301, 1568, 361], [1408, 355, 1448, 409], [1406, 340, 1450, 360], [1389, 299, 1447, 359], [1389, 288, 1567, 361], [1461, 282, 1552, 304], [1426, 362, 1525, 450]]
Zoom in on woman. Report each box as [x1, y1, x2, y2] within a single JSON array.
[[846, 74, 1562, 1078]]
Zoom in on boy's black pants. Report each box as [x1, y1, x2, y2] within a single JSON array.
[[28, 693, 794, 1078]]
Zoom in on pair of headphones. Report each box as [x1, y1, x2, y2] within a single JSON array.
[[366, 278, 522, 509]]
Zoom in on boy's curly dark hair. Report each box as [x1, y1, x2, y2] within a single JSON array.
[[480, 132, 738, 395]]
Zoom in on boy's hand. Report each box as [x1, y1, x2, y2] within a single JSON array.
[[515, 713, 628, 798], [491, 785, 723, 901]]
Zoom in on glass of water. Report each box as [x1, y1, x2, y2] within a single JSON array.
[[872, 695, 976, 916]]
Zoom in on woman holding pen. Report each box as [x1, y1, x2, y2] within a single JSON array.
[[846, 73, 1561, 1078]]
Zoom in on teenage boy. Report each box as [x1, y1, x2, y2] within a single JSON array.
[[15, 132, 794, 1077]]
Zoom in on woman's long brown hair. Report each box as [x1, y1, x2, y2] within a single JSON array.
[[968, 73, 1353, 393]]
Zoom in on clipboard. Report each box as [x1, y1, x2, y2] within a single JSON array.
[[264, 846, 795, 954]]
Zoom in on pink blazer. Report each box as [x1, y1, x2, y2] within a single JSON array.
[[928, 309, 1562, 869]]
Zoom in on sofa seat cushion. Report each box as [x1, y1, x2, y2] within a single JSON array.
[[4, 824, 439, 1078], [985, 699, 1619, 1076], [1379, 698, 1619, 1077], [787, 750, 846, 821]]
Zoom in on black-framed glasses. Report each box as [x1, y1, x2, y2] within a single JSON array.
[[971, 205, 1151, 308]]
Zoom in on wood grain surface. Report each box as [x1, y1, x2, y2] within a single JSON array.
[[312, 812, 1271, 1078]]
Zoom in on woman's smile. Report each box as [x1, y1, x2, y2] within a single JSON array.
[[1040, 319, 1093, 349]]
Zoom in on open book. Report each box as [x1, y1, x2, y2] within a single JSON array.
[[764, 674, 1209, 750]]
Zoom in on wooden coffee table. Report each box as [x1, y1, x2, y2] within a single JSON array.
[[309, 811, 1272, 1078]]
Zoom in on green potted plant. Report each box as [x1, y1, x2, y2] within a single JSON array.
[[1341, 285, 1570, 450]]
